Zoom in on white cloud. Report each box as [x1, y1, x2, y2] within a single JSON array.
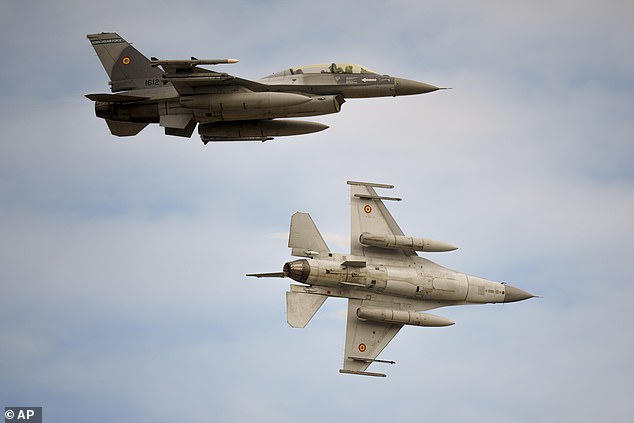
[[1, 1, 633, 422]]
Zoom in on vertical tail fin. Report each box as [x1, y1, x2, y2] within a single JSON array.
[[87, 32, 163, 92]]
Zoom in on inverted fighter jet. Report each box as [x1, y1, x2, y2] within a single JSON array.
[[248, 181, 535, 377], [86, 32, 442, 142]]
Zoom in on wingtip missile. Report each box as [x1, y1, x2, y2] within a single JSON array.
[[339, 369, 387, 378], [150, 58, 240, 67]]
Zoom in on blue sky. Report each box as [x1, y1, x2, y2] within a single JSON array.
[[1, 1, 633, 422]]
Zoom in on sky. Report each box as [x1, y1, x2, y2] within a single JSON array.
[[1, 0, 633, 422]]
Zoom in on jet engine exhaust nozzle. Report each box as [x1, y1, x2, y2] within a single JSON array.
[[283, 259, 310, 283]]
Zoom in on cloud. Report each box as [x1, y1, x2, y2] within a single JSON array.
[[1, 1, 633, 422]]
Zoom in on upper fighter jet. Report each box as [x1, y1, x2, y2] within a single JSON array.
[[86, 32, 442, 142], [248, 181, 535, 377]]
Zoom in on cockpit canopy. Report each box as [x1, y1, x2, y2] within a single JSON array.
[[262, 63, 380, 79], [292, 63, 379, 75]]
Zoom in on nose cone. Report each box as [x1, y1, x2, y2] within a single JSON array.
[[394, 78, 440, 96], [503, 285, 535, 303]]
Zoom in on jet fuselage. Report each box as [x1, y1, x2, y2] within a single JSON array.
[[283, 255, 531, 305], [95, 71, 435, 125]]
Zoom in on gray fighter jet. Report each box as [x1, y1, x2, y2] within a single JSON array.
[[248, 181, 535, 377], [86, 32, 442, 142]]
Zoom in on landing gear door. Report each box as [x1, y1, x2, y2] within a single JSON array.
[[367, 265, 387, 292], [415, 271, 434, 297]]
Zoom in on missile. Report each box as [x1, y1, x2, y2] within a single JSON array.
[[151, 58, 239, 67], [180, 92, 311, 111], [359, 232, 458, 252], [356, 307, 455, 327], [199, 119, 329, 142]]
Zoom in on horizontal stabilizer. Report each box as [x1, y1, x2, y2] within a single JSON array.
[[105, 119, 148, 137], [86, 93, 150, 103], [286, 290, 327, 328], [289, 212, 330, 258]]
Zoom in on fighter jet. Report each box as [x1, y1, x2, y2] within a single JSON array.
[[86, 32, 442, 143], [248, 181, 535, 377]]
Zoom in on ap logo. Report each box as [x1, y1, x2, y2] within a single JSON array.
[[4, 407, 42, 423]]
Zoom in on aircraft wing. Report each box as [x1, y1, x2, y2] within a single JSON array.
[[348, 181, 416, 258], [154, 61, 270, 95], [340, 298, 402, 377], [168, 73, 271, 95]]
